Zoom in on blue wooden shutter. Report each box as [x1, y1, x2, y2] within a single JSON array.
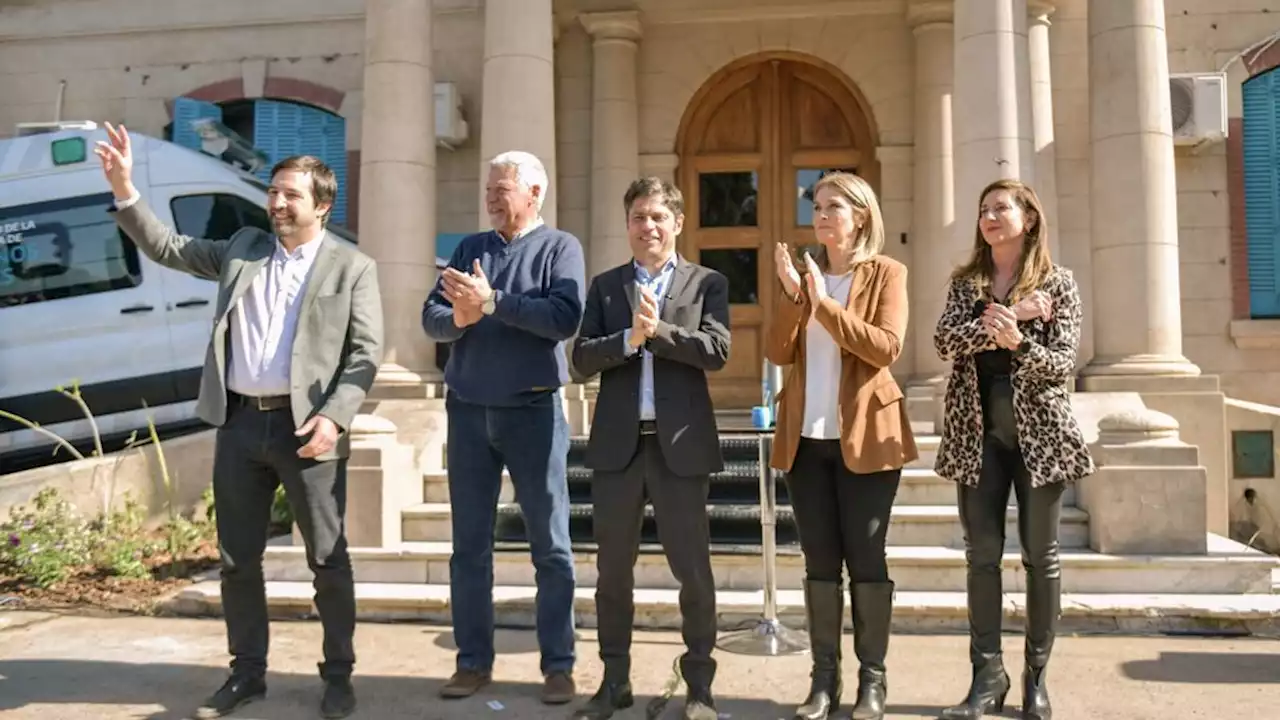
[[1242, 69, 1280, 318], [172, 97, 222, 151], [252, 100, 348, 226]]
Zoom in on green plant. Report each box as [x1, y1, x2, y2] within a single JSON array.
[[0, 488, 95, 587]]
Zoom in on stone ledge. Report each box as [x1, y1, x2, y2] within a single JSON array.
[[1229, 320, 1280, 350], [162, 582, 1280, 636]]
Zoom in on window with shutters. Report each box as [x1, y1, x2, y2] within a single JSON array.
[[1242, 67, 1280, 318], [252, 100, 349, 228]]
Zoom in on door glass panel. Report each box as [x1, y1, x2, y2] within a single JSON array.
[[699, 248, 759, 304], [699, 172, 759, 228], [796, 167, 859, 227]]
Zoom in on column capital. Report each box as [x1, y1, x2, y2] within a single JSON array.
[[905, 0, 952, 30], [1028, 0, 1055, 23], [580, 10, 642, 43]]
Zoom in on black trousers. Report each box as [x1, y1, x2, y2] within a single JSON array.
[[785, 438, 902, 584], [591, 433, 717, 686], [958, 413, 1065, 666], [212, 402, 356, 680]]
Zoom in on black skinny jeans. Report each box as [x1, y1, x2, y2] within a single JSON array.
[[959, 373, 1065, 663], [786, 438, 902, 584]]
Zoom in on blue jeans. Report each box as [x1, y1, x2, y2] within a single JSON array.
[[446, 390, 576, 675]]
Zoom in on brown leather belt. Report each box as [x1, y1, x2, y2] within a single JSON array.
[[231, 392, 291, 411]]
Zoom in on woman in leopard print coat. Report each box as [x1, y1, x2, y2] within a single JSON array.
[[933, 179, 1095, 720]]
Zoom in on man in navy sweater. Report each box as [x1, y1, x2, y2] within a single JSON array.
[[422, 150, 586, 705]]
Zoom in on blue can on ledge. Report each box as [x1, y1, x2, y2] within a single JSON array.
[[751, 405, 773, 429]]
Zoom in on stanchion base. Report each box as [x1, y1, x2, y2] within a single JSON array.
[[716, 617, 810, 656]]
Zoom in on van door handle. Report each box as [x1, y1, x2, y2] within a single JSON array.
[[174, 298, 210, 308], [120, 304, 154, 314]]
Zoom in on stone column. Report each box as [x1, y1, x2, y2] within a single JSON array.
[[1028, 1, 1060, 260], [358, 0, 437, 385], [1082, 0, 1197, 378], [953, 0, 1036, 215], [479, 0, 558, 227], [907, 1, 956, 388], [581, 11, 642, 279]]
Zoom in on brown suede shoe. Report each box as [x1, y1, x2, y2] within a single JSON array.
[[542, 672, 577, 704], [439, 669, 492, 699]]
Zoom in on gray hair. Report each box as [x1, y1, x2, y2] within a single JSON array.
[[489, 150, 548, 210]]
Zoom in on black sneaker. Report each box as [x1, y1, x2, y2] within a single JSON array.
[[321, 677, 356, 719], [194, 674, 266, 718]]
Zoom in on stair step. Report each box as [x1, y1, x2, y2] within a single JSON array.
[[262, 535, 1277, 594], [166, 581, 1280, 635], [403, 502, 1092, 549], [444, 434, 941, 471]]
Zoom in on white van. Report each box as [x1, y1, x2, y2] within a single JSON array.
[[0, 124, 361, 467]]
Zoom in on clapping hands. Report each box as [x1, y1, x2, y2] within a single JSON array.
[[444, 259, 493, 328], [629, 286, 660, 348]]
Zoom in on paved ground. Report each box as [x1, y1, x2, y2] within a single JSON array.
[[0, 611, 1277, 719]]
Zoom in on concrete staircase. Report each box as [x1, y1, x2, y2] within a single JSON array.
[[168, 391, 1280, 635]]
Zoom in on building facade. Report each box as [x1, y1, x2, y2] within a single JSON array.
[[2, 0, 1278, 409]]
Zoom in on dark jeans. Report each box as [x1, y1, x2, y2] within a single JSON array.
[[445, 391, 575, 675], [785, 438, 902, 584], [212, 403, 355, 680], [958, 424, 1065, 664], [591, 434, 717, 686]]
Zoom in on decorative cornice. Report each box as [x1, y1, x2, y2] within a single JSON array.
[[905, 0, 952, 29], [641, 0, 902, 26], [579, 10, 642, 43]]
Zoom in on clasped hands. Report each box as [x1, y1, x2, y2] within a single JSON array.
[[773, 242, 830, 304], [629, 287, 660, 349], [444, 260, 493, 328], [982, 290, 1052, 351]]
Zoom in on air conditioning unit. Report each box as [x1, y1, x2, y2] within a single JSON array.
[[435, 81, 469, 149], [1170, 72, 1227, 147]]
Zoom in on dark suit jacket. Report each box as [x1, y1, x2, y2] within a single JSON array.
[[571, 256, 731, 477]]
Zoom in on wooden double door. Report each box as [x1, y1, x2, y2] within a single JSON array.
[[676, 56, 878, 409]]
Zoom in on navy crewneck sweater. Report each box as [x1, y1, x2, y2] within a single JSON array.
[[422, 225, 586, 406]]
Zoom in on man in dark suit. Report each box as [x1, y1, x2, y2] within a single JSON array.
[[96, 124, 380, 720], [569, 177, 730, 720]]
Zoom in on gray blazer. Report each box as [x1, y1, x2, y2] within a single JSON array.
[[571, 257, 730, 477], [112, 199, 383, 460]]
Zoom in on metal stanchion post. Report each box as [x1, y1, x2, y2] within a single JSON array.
[[716, 431, 810, 656]]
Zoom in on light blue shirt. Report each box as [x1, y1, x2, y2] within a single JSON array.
[[623, 255, 678, 421]]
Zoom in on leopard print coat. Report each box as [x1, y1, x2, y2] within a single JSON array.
[[933, 265, 1096, 488]]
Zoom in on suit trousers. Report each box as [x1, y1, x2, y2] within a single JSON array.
[[445, 391, 576, 676], [786, 438, 902, 584], [591, 433, 718, 687], [212, 402, 355, 680]]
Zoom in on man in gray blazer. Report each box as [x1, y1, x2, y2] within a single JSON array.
[[95, 123, 381, 720], [569, 177, 730, 720]]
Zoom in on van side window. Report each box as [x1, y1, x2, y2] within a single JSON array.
[[171, 193, 272, 241], [0, 192, 143, 307]]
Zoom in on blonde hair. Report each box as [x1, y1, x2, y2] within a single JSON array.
[[810, 171, 885, 272], [952, 178, 1052, 303]]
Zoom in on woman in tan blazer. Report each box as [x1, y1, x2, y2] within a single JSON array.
[[765, 171, 917, 720], [933, 179, 1094, 720]]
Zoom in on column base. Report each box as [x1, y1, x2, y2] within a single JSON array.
[[367, 363, 446, 401], [1080, 354, 1202, 380]]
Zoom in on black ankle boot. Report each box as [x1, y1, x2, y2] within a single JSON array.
[[849, 582, 893, 720], [794, 579, 843, 720], [938, 656, 1011, 720], [1022, 574, 1059, 720], [1021, 666, 1051, 720]]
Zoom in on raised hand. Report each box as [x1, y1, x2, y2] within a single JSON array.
[[774, 242, 802, 298], [92, 122, 136, 200], [802, 252, 828, 304], [982, 303, 1023, 350]]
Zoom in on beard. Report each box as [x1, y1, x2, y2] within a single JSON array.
[[270, 212, 298, 236]]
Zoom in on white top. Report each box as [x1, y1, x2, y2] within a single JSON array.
[[801, 271, 854, 440], [226, 238, 322, 397]]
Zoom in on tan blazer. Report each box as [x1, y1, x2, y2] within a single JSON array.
[[765, 254, 917, 474]]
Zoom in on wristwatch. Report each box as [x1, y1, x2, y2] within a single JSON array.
[[481, 291, 497, 315]]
